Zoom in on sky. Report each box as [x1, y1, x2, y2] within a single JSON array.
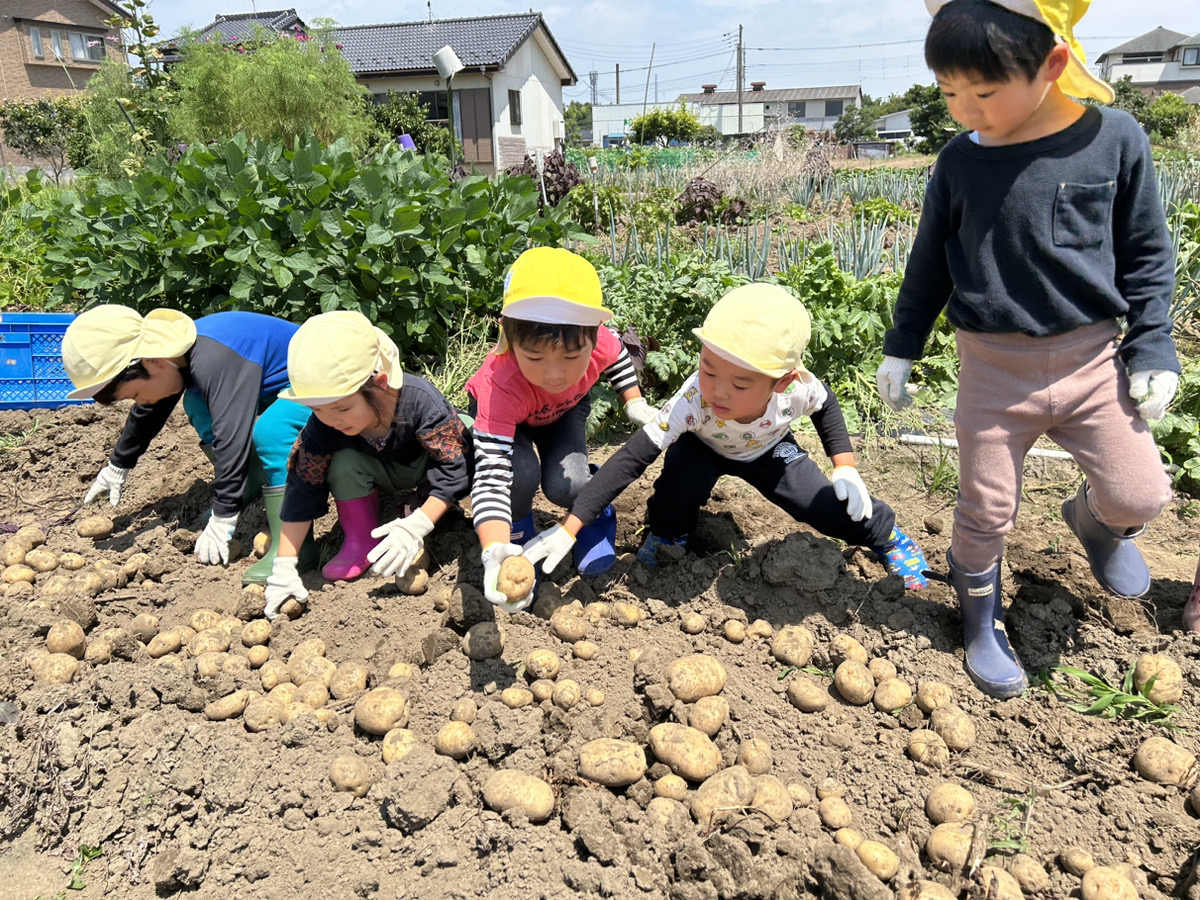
[[142, 0, 1198, 105]]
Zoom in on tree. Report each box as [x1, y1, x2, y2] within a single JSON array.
[[563, 101, 591, 146], [1143, 92, 1196, 140], [628, 104, 700, 146], [907, 83, 961, 153], [367, 91, 451, 156], [0, 97, 82, 183], [1107, 75, 1149, 121], [833, 105, 878, 142]]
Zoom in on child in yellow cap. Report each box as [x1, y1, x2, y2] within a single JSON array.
[[876, 0, 1179, 695], [61, 306, 314, 580], [466, 246, 656, 611], [261, 311, 471, 620], [523, 284, 929, 591]]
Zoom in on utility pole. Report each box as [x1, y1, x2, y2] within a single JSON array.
[[615, 64, 620, 104], [589, 70, 598, 106], [736, 24, 744, 135], [655, 74, 658, 103], [642, 42, 655, 126]]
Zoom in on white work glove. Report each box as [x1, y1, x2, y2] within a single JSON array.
[[875, 356, 915, 411], [264, 556, 307, 621], [624, 397, 657, 427], [194, 511, 239, 565], [831, 466, 873, 523], [482, 542, 533, 611], [1128, 369, 1178, 421], [367, 509, 435, 577], [522, 523, 576, 574], [84, 462, 130, 506]]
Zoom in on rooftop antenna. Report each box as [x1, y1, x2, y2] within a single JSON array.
[[428, 0, 434, 24]]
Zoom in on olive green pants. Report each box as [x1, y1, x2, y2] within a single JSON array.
[[327, 448, 427, 502]]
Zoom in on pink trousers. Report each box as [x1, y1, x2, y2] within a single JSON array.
[[951, 321, 1172, 573]]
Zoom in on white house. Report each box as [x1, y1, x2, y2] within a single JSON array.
[[1096, 26, 1200, 96], [169, 10, 577, 174], [675, 83, 862, 137], [590, 102, 682, 147], [872, 108, 913, 142]]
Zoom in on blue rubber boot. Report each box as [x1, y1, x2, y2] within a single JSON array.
[[872, 527, 930, 590], [1061, 480, 1150, 599], [637, 532, 688, 567], [947, 551, 1028, 699], [574, 504, 617, 576], [510, 513, 536, 546]]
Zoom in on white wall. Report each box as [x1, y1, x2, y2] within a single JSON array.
[[489, 30, 567, 162], [1100, 59, 1198, 84]]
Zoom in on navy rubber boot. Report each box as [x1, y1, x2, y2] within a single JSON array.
[[573, 504, 617, 576], [510, 513, 536, 546], [1061, 480, 1150, 599], [947, 550, 1028, 699], [637, 532, 688, 567]]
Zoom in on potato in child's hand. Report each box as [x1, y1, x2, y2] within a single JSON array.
[[496, 556, 535, 604]]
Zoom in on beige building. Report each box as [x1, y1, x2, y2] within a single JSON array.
[[0, 0, 122, 101]]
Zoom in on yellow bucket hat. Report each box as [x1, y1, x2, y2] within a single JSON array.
[[925, 0, 1115, 104], [279, 311, 403, 407], [692, 284, 811, 378], [502, 247, 612, 325], [62, 305, 197, 400]]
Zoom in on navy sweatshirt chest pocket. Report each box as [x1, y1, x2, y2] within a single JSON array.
[[1052, 181, 1116, 248]]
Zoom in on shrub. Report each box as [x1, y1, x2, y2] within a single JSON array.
[[366, 90, 451, 156], [0, 98, 82, 185], [505, 150, 583, 211]]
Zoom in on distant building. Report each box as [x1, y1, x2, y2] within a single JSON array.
[[872, 108, 913, 142], [1096, 26, 1200, 96]]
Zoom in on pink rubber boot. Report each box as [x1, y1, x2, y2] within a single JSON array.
[[322, 491, 380, 582], [1185, 552, 1200, 633]]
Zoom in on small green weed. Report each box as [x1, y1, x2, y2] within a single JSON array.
[[988, 788, 1035, 854], [778, 665, 832, 681], [919, 439, 959, 497], [1038, 665, 1182, 728], [67, 844, 102, 891]]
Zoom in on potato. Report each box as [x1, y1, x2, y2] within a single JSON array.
[[816, 777, 845, 799], [857, 840, 899, 882], [259, 660, 292, 691], [737, 738, 773, 775], [771, 625, 815, 667], [435, 721, 476, 759], [268, 683, 298, 705], [1132, 654, 1184, 705], [240, 620, 271, 647], [680, 611, 706, 634], [868, 658, 897, 683], [924, 783, 975, 824], [129, 613, 159, 643], [90, 562, 125, 591], [288, 638, 326, 665], [930, 706, 975, 752], [3, 564, 35, 585], [382, 728, 417, 764], [496, 555, 535, 605], [1, 538, 30, 567], [294, 681, 329, 708], [222, 655, 250, 677], [121, 552, 149, 577], [786, 783, 812, 807], [689, 696, 730, 736], [58, 552, 86, 572], [354, 687, 408, 735], [46, 620, 86, 659], [830, 634, 868, 666], [290, 656, 337, 689], [915, 679, 953, 713], [205, 690, 251, 721], [253, 532, 271, 557], [329, 662, 369, 700], [1081, 866, 1138, 900], [1007, 854, 1048, 894], [746, 619, 773, 640], [587, 693, 605, 711], [451, 698, 477, 724], [817, 796, 852, 829], [186, 609, 219, 633], [551, 679, 581, 710], [611, 602, 643, 627], [834, 828, 863, 849], [525, 649, 561, 681], [246, 645, 270, 668], [908, 730, 950, 768], [1059, 848, 1096, 877], [550, 611, 589, 643], [189, 627, 231, 656], [897, 882, 958, 900], [15, 525, 45, 547], [582, 602, 609, 623], [77, 516, 114, 539], [483, 770, 555, 822], [192, 652, 226, 678], [924, 822, 973, 871], [311, 707, 339, 732], [529, 679, 555, 702], [243, 697, 285, 732], [34, 653, 79, 684], [24, 549, 58, 574], [652, 774, 687, 801], [394, 566, 429, 596], [665, 654, 728, 702], [1191, 783, 1200, 817], [573, 640, 599, 661], [501, 687, 534, 709], [387, 661, 416, 679], [833, 660, 874, 705], [1133, 736, 1198, 787], [786, 676, 829, 713], [329, 755, 374, 798], [750, 774, 793, 823], [24, 646, 50, 671], [648, 723, 723, 781], [872, 677, 913, 712], [723, 620, 746, 643], [462, 622, 504, 660], [84, 638, 113, 665]]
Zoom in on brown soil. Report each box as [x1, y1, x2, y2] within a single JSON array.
[[1, 404, 1198, 900]]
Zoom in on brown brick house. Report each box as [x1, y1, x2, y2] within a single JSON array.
[[0, 0, 123, 101]]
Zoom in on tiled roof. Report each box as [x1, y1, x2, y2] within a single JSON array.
[[1177, 33, 1200, 48], [679, 85, 861, 105], [192, 9, 306, 44], [332, 13, 572, 80], [1097, 27, 1189, 60]]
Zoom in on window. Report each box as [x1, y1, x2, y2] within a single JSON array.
[[825, 99, 844, 117], [1121, 52, 1163, 64], [788, 101, 807, 118], [30, 26, 44, 58], [1184, 47, 1200, 67], [51, 30, 64, 60], [508, 89, 522, 126], [68, 31, 106, 62], [417, 91, 450, 122]]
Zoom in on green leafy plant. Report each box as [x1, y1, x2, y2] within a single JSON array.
[[365, 90, 451, 156], [1038, 665, 1182, 728], [505, 150, 584, 211], [0, 97, 82, 185], [988, 789, 1035, 854], [68, 844, 103, 891], [850, 196, 914, 225]]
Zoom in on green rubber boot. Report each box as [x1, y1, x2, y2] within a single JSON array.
[[242, 486, 318, 585]]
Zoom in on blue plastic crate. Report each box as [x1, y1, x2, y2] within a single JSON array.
[[0, 313, 89, 411]]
